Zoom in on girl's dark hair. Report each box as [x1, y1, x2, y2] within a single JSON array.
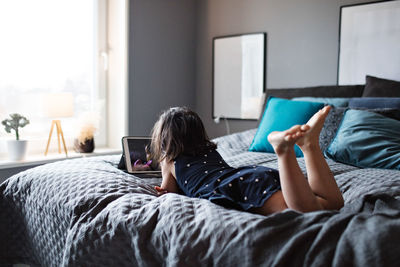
[[150, 107, 217, 162]]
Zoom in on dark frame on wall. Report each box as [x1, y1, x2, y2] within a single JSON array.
[[337, 0, 400, 85], [212, 32, 266, 121]]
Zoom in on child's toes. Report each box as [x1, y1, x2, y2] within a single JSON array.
[[284, 134, 295, 142], [287, 125, 301, 135], [300, 124, 310, 131]]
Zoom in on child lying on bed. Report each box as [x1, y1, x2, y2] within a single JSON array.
[[150, 106, 344, 215]]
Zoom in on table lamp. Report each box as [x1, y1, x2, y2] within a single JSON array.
[[43, 93, 74, 157]]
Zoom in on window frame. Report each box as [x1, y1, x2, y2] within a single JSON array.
[[0, 0, 128, 159]]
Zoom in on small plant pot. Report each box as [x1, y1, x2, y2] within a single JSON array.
[[74, 138, 95, 153], [7, 140, 28, 161]]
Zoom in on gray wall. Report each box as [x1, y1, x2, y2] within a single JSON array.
[[195, 0, 384, 138], [128, 0, 197, 136]]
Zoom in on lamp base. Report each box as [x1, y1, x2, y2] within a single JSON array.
[[44, 120, 68, 157]]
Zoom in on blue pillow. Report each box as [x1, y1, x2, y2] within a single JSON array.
[[293, 97, 350, 107], [325, 109, 400, 170], [249, 97, 324, 157], [349, 97, 400, 109]]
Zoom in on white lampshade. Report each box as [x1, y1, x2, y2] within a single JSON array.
[[42, 93, 74, 118]]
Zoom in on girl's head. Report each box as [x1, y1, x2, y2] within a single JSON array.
[[150, 107, 216, 162]]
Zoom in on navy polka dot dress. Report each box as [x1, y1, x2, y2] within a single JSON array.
[[174, 149, 281, 211]]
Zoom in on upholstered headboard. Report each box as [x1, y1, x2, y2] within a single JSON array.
[[258, 84, 364, 116], [266, 75, 400, 99], [266, 84, 364, 99]]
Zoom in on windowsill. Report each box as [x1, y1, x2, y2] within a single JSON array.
[[0, 148, 122, 170]]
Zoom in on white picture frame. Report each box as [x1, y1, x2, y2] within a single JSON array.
[[338, 0, 400, 85], [212, 33, 266, 120]]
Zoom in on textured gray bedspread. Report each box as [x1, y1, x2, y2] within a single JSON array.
[[1, 129, 400, 266]]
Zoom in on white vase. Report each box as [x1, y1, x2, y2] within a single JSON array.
[[7, 140, 28, 161]]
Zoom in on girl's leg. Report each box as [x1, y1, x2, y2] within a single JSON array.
[[252, 190, 288, 215], [267, 125, 323, 212], [254, 106, 343, 215], [296, 106, 344, 210]]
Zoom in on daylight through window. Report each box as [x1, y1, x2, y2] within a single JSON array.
[[0, 0, 107, 155]]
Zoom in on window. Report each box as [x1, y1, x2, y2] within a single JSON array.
[[0, 0, 126, 157]]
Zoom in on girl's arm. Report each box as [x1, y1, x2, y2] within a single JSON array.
[[155, 159, 179, 195]]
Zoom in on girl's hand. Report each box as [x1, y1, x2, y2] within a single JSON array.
[[154, 186, 168, 196]]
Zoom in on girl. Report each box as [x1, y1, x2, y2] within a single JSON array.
[[150, 106, 344, 215]]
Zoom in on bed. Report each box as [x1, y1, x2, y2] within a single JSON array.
[[1, 77, 400, 266]]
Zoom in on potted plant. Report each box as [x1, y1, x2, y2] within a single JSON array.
[[2, 113, 30, 161]]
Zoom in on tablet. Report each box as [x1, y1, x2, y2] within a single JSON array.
[[122, 136, 161, 176]]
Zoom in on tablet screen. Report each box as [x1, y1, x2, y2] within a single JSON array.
[[122, 137, 161, 174]]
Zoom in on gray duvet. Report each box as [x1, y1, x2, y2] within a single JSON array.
[[1, 129, 400, 266]]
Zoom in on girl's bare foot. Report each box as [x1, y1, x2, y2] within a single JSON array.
[[268, 125, 310, 155], [296, 105, 331, 150]]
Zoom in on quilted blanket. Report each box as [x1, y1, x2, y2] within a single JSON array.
[[1, 129, 400, 266]]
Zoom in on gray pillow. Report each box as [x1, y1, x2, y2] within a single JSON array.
[[293, 97, 350, 107], [352, 108, 400, 121], [362, 75, 400, 97], [325, 109, 400, 170], [319, 106, 400, 154]]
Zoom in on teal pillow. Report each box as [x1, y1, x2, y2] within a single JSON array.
[[249, 97, 325, 157], [292, 97, 350, 107], [325, 109, 400, 170]]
